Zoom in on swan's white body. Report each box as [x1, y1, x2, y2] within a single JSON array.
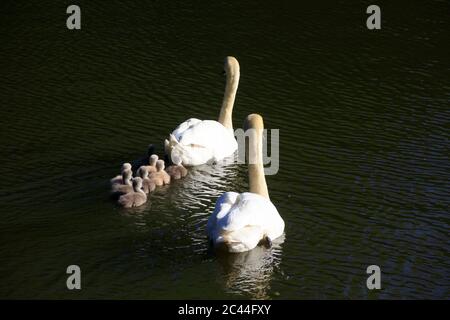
[[165, 56, 240, 166], [207, 192, 284, 253], [168, 118, 237, 166]]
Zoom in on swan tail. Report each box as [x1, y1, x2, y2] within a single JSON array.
[[216, 226, 263, 253]]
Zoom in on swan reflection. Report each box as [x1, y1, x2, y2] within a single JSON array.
[[168, 158, 242, 212], [215, 235, 284, 299]]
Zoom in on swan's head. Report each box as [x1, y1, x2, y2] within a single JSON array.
[[156, 160, 165, 171], [244, 113, 264, 131], [132, 177, 143, 191], [149, 154, 158, 166], [223, 56, 240, 78], [138, 166, 149, 179], [122, 169, 133, 184], [121, 163, 132, 172]]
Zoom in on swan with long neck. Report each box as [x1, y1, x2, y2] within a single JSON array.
[[164, 56, 240, 166], [206, 114, 285, 253]]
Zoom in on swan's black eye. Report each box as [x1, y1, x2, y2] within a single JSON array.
[[222, 70, 226, 76]]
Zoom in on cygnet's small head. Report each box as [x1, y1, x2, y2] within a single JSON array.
[[149, 154, 159, 166], [122, 163, 132, 172], [223, 56, 240, 77], [138, 166, 149, 178], [133, 177, 143, 191], [156, 160, 165, 171]]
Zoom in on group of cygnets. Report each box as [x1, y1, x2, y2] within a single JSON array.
[[110, 155, 187, 208]]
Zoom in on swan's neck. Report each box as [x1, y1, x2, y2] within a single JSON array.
[[218, 72, 240, 131], [123, 172, 132, 186], [134, 185, 144, 194], [248, 129, 269, 199]]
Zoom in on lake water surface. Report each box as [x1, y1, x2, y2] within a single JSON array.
[[0, 0, 449, 299]]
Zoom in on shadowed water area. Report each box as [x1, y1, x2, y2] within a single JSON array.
[[0, 0, 449, 299]]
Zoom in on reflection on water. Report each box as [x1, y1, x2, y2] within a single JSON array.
[[120, 154, 285, 300], [215, 236, 285, 299], [170, 158, 241, 211], [168, 158, 244, 256]]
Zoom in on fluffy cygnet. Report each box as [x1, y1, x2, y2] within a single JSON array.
[[148, 160, 171, 186], [138, 166, 156, 194], [117, 177, 147, 208], [110, 163, 132, 185], [111, 169, 133, 197], [137, 154, 158, 177], [166, 157, 188, 180]]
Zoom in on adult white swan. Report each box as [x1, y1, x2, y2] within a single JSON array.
[[206, 114, 285, 253], [164, 56, 240, 166]]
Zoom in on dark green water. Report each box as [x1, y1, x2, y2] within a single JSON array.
[[0, 1, 449, 299]]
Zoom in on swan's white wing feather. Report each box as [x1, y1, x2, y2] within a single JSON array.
[[169, 119, 237, 166], [207, 192, 239, 236], [175, 120, 231, 147], [218, 193, 280, 232], [172, 118, 202, 139], [208, 192, 285, 252], [217, 197, 258, 232]]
